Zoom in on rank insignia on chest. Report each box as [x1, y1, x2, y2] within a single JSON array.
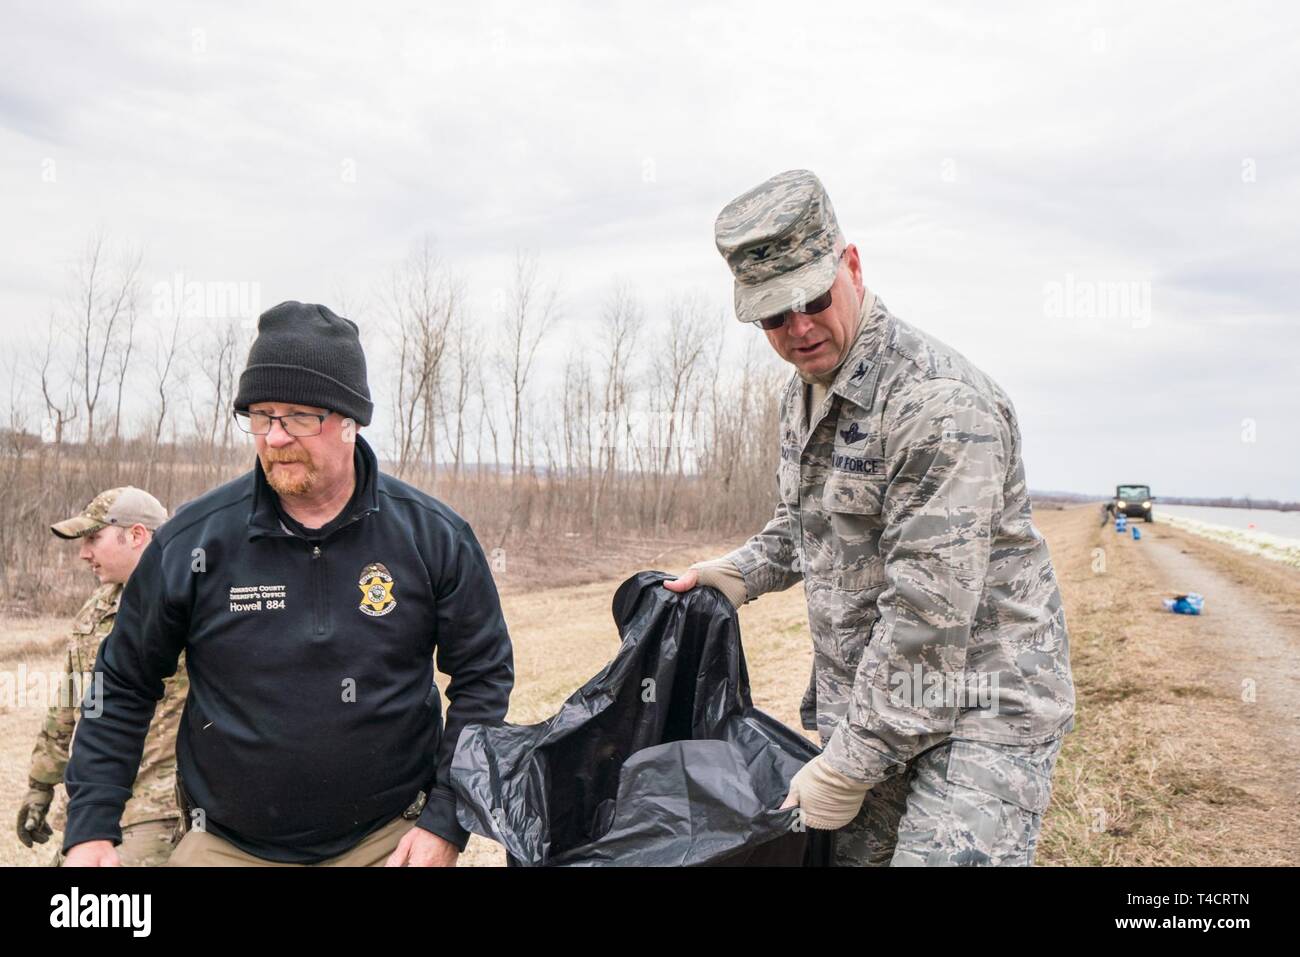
[[358, 562, 397, 617]]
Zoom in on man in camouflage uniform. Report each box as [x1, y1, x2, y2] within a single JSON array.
[[666, 170, 1075, 866], [16, 486, 187, 866]]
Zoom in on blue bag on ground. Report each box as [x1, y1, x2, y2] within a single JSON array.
[[1163, 592, 1205, 615], [450, 571, 833, 866]]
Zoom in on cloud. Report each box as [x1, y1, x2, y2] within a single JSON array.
[[1, 0, 1295, 498]]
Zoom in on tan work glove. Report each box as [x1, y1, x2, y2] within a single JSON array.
[[781, 754, 871, 830], [663, 558, 747, 608], [17, 779, 55, 847]]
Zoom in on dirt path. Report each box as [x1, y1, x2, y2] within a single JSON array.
[[1037, 509, 1300, 865], [1141, 524, 1300, 790]]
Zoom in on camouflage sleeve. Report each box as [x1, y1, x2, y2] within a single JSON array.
[[822, 378, 1007, 787], [719, 496, 804, 600], [28, 647, 78, 787]]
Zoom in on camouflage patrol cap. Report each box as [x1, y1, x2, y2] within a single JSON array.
[[51, 486, 168, 540], [714, 169, 844, 324]]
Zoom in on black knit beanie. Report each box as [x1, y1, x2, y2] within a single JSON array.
[[233, 301, 373, 426]]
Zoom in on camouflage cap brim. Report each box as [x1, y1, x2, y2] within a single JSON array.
[[733, 249, 840, 325], [50, 515, 106, 540]]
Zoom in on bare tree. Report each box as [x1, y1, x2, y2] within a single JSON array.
[[384, 237, 460, 482], [144, 311, 184, 490], [110, 300, 139, 441], [590, 282, 640, 539], [475, 361, 500, 481], [498, 250, 559, 485], [651, 295, 714, 531], [38, 320, 78, 447], [186, 320, 243, 463], [443, 314, 482, 479], [560, 351, 590, 478], [68, 233, 142, 445]]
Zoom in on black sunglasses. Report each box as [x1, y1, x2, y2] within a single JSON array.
[[753, 249, 845, 331]]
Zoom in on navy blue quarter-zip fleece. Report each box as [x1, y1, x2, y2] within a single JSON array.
[[62, 435, 514, 862]]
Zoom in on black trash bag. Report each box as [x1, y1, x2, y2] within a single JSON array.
[[451, 570, 834, 866]]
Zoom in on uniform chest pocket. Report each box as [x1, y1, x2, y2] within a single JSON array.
[[822, 470, 887, 516], [818, 471, 889, 594]]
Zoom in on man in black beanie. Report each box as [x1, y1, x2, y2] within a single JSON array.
[[61, 301, 514, 867]]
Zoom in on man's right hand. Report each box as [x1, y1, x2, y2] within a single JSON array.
[[16, 780, 54, 847], [62, 840, 121, 867]]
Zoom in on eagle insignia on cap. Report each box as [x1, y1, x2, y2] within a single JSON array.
[[358, 562, 397, 617]]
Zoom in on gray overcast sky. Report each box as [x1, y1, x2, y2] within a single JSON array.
[[2, 1, 1296, 500]]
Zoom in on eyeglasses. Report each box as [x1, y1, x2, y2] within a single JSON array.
[[234, 410, 330, 437], [753, 249, 846, 331]]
